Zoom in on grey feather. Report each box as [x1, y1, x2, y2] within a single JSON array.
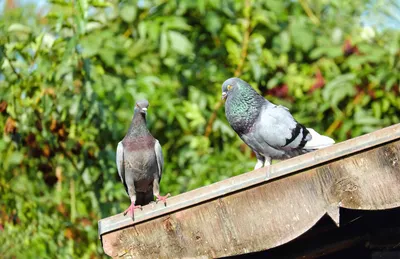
[[254, 105, 311, 153], [116, 141, 127, 192], [154, 140, 164, 180]]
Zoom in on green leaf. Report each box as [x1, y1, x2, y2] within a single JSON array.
[[91, 1, 112, 7], [266, 0, 286, 14], [99, 48, 116, 66], [78, 0, 89, 20], [309, 46, 342, 59], [224, 24, 242, 43], [372, 102, 381, 118], [354, 107, 381, 125], [205, 12, 221, 34], [322, 74, 357, 106], [8, 23, 31, 34], [290, 23, 314, 52], [168, 31, 193, 56], [382, 98, 390, 112], [8, 152, 24, 165], [225, 39, 241, 65], [279, 31, 291, 53], [120, 4, 137, 23], [164, 17, 191, 31], [160, 30, 168, 57]]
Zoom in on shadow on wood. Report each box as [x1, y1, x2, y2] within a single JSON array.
[[233, 208, 400, 258], [99, 123, 400, 258]]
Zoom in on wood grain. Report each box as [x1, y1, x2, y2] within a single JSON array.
[[101, 141, 400, 259]]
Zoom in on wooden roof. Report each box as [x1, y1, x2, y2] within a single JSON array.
[[98, 123, 400, 258]]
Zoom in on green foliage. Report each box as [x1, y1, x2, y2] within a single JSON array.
[[0, 0, 399, 257]]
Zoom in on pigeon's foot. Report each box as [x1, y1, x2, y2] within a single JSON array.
[[156, 193, 171, 206], [265, 165, 271, 181], [254, 160, 264, 170], [123, 203, 142, 220]]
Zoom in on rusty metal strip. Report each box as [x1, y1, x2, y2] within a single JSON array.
[[98, 123, 400, 237]]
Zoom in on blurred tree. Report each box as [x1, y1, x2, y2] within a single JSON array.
[[0, 0, 399, 257]]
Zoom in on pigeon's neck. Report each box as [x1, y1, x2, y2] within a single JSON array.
[[125, 111, 150, 138], [226, 86, 266, 135]]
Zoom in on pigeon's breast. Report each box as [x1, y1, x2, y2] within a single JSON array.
[[123, 136, 158, 182], [125, 149, 158, 182], [123, 135, 155, 151], [226, 104, 259, 136]]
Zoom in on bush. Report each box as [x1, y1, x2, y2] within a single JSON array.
[[0, 0, 399, 257]]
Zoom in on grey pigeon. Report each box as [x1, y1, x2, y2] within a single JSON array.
[[116, 100, 170, 220], [221, 78, 335, 178]]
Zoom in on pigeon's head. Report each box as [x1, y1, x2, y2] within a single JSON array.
[[135, 99, 149, 115], [221, 77, 242, 100]]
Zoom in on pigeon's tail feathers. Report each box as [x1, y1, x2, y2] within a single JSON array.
[[135, 191, 154, 206], [304, 128, 335, 150]]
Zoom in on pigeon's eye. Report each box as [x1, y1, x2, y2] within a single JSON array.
[[227, 84, 232, 91]]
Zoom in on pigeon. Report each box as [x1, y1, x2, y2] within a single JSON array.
[[221, 77, 335, 179], [116, 99, 170, 220]]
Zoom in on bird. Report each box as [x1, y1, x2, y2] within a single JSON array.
[[221, 77, 335, 179], [116, 99, 170, 220]]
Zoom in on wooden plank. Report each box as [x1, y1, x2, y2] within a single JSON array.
[[242, 208, 400, 258], [100, 137, 400, 258], [98, 123, 400, 236]]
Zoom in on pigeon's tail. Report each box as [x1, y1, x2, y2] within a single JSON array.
[[135, 191, 154, 206], [304, 128, 335, 150]]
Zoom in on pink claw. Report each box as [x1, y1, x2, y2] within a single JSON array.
[[156, 193, 171, 206], [123, 203, 142, 220]]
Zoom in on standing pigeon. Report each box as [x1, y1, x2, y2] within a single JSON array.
[[221, 78, 335, 178], [116, 100, 170, 220]]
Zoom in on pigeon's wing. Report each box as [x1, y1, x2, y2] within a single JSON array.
[[256, 105, 311, 150], [116, 141, 128, 192], [154, 140, 164, 181]]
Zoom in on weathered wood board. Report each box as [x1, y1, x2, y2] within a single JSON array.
[[99, 124, 400, 258]]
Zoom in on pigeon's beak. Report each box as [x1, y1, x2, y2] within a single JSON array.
[[221, 92, 227, 100], [141, 108, 147, 114]]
